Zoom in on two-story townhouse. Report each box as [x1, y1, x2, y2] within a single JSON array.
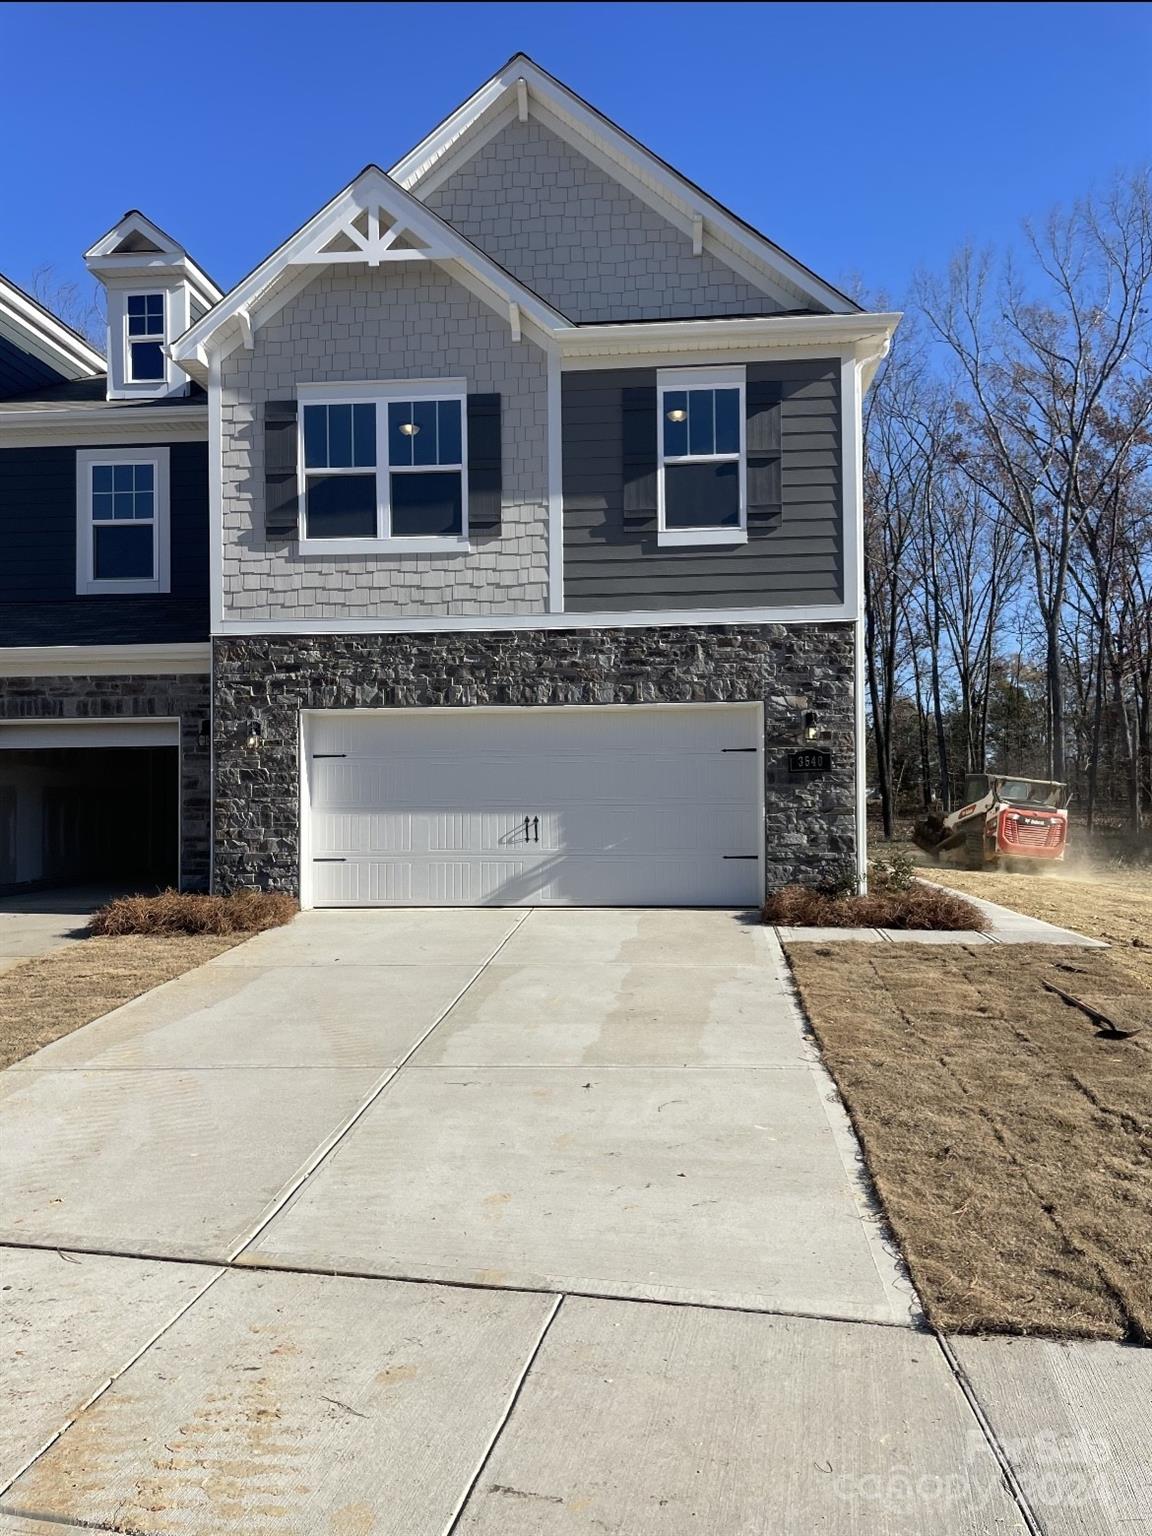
[[3, 55, 898, 908], [0, 227, 216, 893]]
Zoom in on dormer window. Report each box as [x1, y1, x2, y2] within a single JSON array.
[[84, 210, 222, 399], [126, 294, 165, 382]]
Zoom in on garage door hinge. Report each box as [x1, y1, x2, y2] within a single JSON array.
[[722, 855, 758, 860], [721, 747, 756, 753], [312, 753, 347, 759], [313, 857, 346, 862]]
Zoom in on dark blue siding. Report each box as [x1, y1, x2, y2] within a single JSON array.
[[0, 335, 66, 399], [0, 441, 209, 644]]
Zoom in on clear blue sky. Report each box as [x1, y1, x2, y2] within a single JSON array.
[[1, 1, 1148, 309]]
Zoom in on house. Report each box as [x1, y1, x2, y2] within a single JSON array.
[[0, 54, 898, 907]]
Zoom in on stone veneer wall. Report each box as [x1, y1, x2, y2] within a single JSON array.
[[213, 625, 856, 895], [0, 673, 212, 889], [425, 117, 787, 322]]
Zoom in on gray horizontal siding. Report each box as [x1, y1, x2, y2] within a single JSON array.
[[562, 360, 843, 612]]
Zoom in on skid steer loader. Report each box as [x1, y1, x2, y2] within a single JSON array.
[[913, 773, 1070, 870]]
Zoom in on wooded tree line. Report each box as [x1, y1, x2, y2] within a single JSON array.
[[865, 172, 1152, 839]]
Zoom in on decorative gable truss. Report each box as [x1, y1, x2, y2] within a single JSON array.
[[171, 166, 571, 380]]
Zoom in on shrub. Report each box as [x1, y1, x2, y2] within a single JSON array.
[[764, 881, 986, 931], [819, 859, 858, 897], [870, 846, 917, 893], [89, 889, 298, 937]]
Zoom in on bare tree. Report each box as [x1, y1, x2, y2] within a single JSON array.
[[919, 172, 1152, 781], [28, 265, 106, 351]]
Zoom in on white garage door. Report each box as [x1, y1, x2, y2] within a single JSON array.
[[303, 705, 763, 909]]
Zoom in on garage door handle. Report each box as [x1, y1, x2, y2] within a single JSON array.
[[532, 815, 540, 843], [523, 815, 530, 842]]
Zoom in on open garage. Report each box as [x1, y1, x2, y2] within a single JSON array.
[[0, 721, 179, 895]]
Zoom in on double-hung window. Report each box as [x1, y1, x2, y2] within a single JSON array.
[[299, 382, 468, 551], [125, 294, 166, 383], [657, 366, 746, 546], [76, 447, 170, 594]]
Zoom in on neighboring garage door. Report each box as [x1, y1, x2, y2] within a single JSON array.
[[303, 705, 763, 908]]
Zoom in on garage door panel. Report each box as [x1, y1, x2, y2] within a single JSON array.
[[310, 707, 758, 760], [312, 753, 756, 811], [304, 707, 762, 908], [309, 804, 759, 860]]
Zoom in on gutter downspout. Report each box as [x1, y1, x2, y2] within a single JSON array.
[[849, 338, 890, 895]]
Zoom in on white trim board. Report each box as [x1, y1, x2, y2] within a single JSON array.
[[215, 603, 856, 637], [0, 644, 209, 677], [0, 718, 180, 749], [390, 54, 856, 316], [0, 273, 105, 379]]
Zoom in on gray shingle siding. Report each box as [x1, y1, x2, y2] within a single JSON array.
[[563, 360, 842, 612], [219, 264, 549, 622], [424, 117, 783, 323]]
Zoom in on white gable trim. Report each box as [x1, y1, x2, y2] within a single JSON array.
[[390, 55, 857, 316], [85, 211, 222, 307], [171, 167, 571, 377], [0, 275, 104, 378]]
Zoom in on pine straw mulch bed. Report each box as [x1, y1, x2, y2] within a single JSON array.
[[0, 935, 242, 1070], [786, 941, 1152, 1342], [765, 881, 985, 930]]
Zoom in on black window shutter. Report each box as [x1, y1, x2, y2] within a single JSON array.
[[745, 379, 782, 534], [621, 383, 658, 525], [467, 393, 502, 533], [264, 400, 299, 539]]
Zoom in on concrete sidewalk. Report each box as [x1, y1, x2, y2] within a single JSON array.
[[0, 907, 1142, 1533], [778, 878, 1109, 947]]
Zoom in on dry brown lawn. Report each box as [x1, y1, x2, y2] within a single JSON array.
[[936, 865, 1152, 958], [788, 939, 1152, 1341], [0, 935, 241, 1070]]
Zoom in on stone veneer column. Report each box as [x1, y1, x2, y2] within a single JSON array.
[[211, 625, 857, 895]]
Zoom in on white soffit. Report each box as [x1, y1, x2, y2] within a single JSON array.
[[0, 274, 105, 378], [390, 54, 860, 317]]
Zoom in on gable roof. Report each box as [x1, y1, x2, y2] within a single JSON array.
[[390, 53, 861, 317], [0, 271, 105, 380], [85, 210, 223, 307], [171, 163, 574, 376]]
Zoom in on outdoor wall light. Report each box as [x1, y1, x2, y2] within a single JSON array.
[[665, 407, 687, 423], [245, 720, 262, 751], [398, 421, 421, 436], [804, 711, 818, 741]]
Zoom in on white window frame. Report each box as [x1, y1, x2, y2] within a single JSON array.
[[124, 292, 166, 385], [656, 364, 747, 548], [296, 378, 470, 555], [75, 446, 171, 595]]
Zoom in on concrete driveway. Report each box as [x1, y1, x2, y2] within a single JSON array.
[[0, 908, 1137, 1533], [0, 885, 116, 973]]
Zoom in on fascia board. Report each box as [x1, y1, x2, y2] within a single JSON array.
[[392, 56, 855, 316], [0, 282, 105, 376], [557, 312, 902, 359]]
